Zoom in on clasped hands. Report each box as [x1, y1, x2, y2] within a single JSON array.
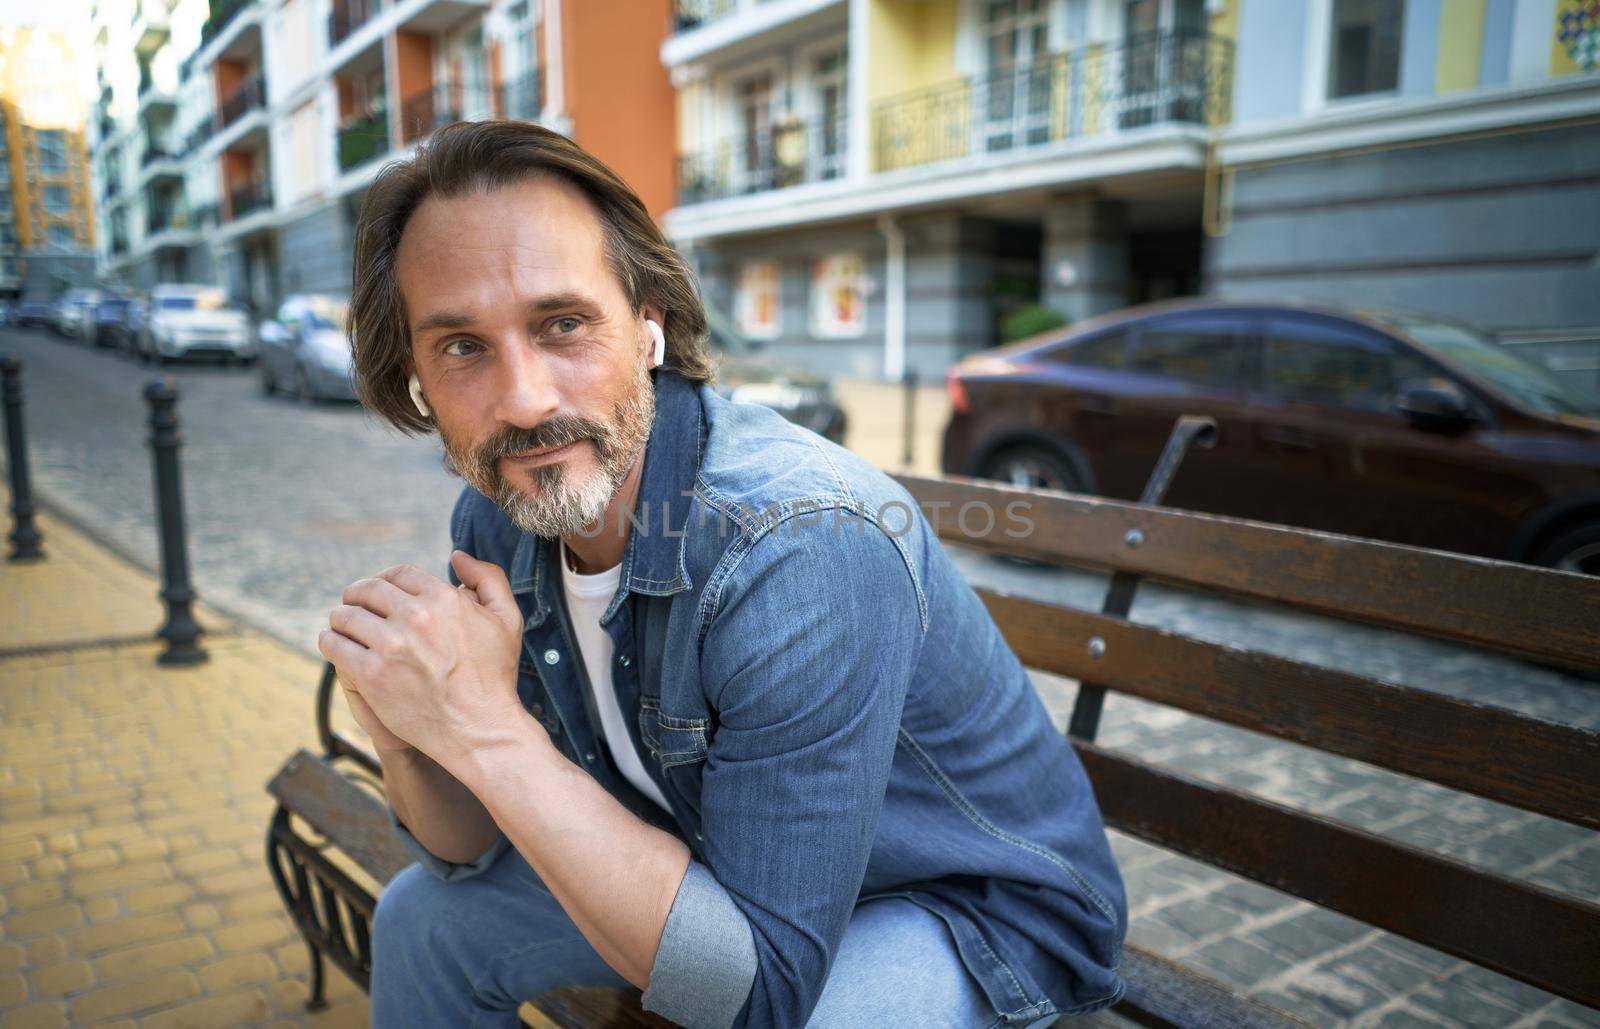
[[318, 550, 529, 776]]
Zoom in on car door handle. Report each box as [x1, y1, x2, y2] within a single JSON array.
[[1260, 427, 1315, 449]]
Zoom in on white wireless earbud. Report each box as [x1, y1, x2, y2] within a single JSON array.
[[645, 319, 666, 369], [408, 373, 431, 418]]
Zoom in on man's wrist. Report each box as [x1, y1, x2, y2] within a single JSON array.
[[444, 707, 553, 797]]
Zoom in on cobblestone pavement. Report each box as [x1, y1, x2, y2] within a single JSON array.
[[3, 327, 1597, 1025]]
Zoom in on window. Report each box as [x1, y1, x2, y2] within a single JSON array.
[[981, 0, 1051, 150], [35, 130, 67, 175], [734, 260, 781, 341], [736, 73, 775, 184], [810, 48, 847, 181], [1129, 323, 1241, 387], [809, 253, 866, 339], [46, 224, 75, 249], [1263, 322, 1433, 412], [43, 185, 70, 214], [1056, 330, 1130, 369], [1328, 0, 1404, 99]]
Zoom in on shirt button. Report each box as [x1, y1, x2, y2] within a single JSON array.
[[619, 654, 631, 667], [543, 649, 560, 665], [529, 703, 544, 717], [694, 831, 703, 842], [584, 751, 596, 763]]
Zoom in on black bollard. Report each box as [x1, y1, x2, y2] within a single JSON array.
[[901, 366, 917, 468], [144, 378, 207, 666], [1, 353, 45, 562]]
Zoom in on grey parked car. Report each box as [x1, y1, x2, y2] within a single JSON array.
[[258, 294, 357, 402]]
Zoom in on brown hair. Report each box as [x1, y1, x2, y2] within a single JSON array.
[[349, 120, 714, 434]]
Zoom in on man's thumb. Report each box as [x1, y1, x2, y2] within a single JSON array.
[[450, 551, 516, 616]]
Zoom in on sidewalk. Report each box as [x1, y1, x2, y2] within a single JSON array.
[[0, 511, 375, 1027]]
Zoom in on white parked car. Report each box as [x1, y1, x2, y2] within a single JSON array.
[[135, 284, 256, 365], [55, 289, 102, 342]]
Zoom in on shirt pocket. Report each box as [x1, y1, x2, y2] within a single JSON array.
[[638, 696, 710, 771], [517, 659, 565, 742]]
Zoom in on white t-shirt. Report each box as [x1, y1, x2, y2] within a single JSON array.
[[559, 541, 671, 813]]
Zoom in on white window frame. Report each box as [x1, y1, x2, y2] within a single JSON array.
[[796, 33, 849, 183], [1305, 0, 1408, 114]]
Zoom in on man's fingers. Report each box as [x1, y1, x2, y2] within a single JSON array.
[[318, 627, 371, 676], [375, 563, 446, 596], [342, 576, 413, 616], [328, 604, 393, 651], [449, 551, 518, 619]]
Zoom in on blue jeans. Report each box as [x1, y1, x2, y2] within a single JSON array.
[[369, 843, 1054, 1028]]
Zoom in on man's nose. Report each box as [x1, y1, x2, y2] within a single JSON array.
[[494, 344, 560, 429]]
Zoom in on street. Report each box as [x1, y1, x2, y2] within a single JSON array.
[[3, 326, 1597, 1026]]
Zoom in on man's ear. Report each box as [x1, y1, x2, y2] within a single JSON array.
[[642, 305, 666, 369]]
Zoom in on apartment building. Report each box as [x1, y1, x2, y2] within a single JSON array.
[[664, 0, 1237, 380], [88, 1, 675, 315], [0, 28, 97, 299], [1211, 0, 1600, 367]]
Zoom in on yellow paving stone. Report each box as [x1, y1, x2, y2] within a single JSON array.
[[166, 832, 204, 854], [194, 866, 269, 898], [0, 862, 29, 887], [0, 941, 23, 971], [77, 822, 147, 848], [64, 845, 120, 872], [28, 856, 65, 878], [118, 836, 170, 862], [25, 936, 68, 965], [306, 998, 371, 1028], [222, 889, 289, 921], [43, 831, 79, 855], [123, 882, 191, 914], [0, 814, 83, 842], [172, 847, 243, 878], [32, 958, 94, 996], [94, 935, 215, 982], [67, 968, 201, 1023], [5, 800, 47, 819], [214, 914, 295, 954], [67, 859, 173, 897], [0, 837, 44, 862], [45, 786, 138, 814], [0, 972, 26, 1004], [181, 901, 221, 930], [69, 911, 187, 955], [4, 1000, 68, 1029], [197, 952, 280, 993], [7, 878, 67, 909], [7, 900, 84, 938], [88, 802, 142, 825], [142, 988, 273, 1028], [83, 896, 121, 923]]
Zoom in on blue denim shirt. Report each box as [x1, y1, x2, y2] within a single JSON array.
[[387, 369, 1127, 1028]]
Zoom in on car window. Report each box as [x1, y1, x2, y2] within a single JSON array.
[[1264, 321, 1440, 413], [1055, 330, 1129, 369], [1128, 322, 1242, 388], [1383, 316, 1600, 417]]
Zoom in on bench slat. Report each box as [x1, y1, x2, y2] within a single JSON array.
[[984, 592, 1600, 830], [896, 474, 1600, 674], [1077, 742, 1600, 1009], [1115, 943, 1310, 1028], [267, 748, 415, 886]]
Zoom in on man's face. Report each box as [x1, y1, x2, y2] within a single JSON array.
[[395, 175, 656, 538]]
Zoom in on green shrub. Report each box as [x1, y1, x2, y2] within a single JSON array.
[[1001, 304, 1069, 344]]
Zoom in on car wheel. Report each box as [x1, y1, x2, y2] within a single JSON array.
[[978, 445, 1084, 494], [296, 367, 314, 404], [1533, 522, 1600, 577], [260, 366, 277, 395]]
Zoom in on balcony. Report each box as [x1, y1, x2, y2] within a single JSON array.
[[201, 0, 251, 47], [675, 0, 734, 30], [498, 70, 542, 122], [133, 0, 171, 55], [228, 179, 272, 221], [185, 119, 214, 155], [872, 30, 1232, 174], [678, 111, 847, 205], [329, 0, 381, 49], [337, 103, 388, 173], [400, 82, 492, 143], [219, 75, 265, 129]]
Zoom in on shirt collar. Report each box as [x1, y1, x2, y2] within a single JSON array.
[[507, 369, 705, 627]]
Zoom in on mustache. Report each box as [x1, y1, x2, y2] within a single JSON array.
[[477, 416, 612, 462]]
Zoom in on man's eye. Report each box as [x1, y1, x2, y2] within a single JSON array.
[[443, 338, 480, 357], [552, 317, 582, 335]]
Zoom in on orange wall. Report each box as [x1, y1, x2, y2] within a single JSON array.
[[562, 0, 677, 221], [395, 29, 434, 142]]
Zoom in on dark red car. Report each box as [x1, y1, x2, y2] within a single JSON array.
[[941, 300, 1600, 574]]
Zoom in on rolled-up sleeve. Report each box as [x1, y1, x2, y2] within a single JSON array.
[[385, 801, 510, 883], [641, 860, 758, 1027], [642, 514, 925, 1028]]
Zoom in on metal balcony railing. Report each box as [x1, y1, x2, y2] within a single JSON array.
[[201, 0, 251, 47], [219, 75, 265, 129], [400, 82, 493, 143], [228, 179, 271, 220], [498, 70, 542, 122], [872, 30, 1233, 174], [142, 142, 180, 168], [674, 0, 735, 31], [337, 103, 388, 172], [677, 112, 848, 205], [185, 119, 214, 155], [329, 0, 380, 49]]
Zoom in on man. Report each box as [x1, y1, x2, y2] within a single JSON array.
[[321, 120, 1125, 1029]]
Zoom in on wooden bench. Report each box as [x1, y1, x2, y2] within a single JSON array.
[[265, 419, 1600, 1027]]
